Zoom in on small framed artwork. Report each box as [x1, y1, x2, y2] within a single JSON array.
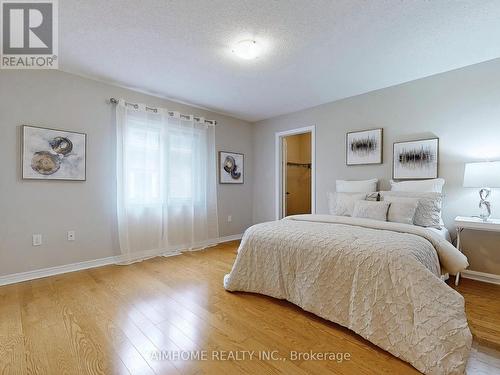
[[219, 151, 244, 184], [22, 125, 87, 181], [346, 128, 383, 165], [393, 138, 439, 180]]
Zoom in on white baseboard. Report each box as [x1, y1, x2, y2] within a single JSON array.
[[461, 270, 500, 285], [0, 255, 119, 287], [218, 233, 243, 242], [0, 234, 243, 287]]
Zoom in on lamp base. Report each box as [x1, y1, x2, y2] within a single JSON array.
[[479, 188, 491, 221]]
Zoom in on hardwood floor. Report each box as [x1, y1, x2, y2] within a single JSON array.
[[1, 240, 499, 375]]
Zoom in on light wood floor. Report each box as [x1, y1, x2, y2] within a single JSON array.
[[1, 240, 499, 375]]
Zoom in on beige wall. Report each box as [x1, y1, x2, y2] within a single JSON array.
[[0, 70, 253, 277], [252, 58, 500, 275]]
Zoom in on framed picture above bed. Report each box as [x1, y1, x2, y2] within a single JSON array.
[[219, 151, 244, 184], [393, 138, 439, 180], [346, 128, 383, 165]]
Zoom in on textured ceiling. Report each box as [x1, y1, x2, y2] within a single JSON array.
[[60, 0, 500, 122]]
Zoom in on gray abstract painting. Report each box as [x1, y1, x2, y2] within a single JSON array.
[[393, 138, 438, 180], [22, 125, 86, 180]]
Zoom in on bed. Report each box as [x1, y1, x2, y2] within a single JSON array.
[[224, 214, 472, 375]]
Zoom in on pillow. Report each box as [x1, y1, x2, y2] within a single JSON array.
[[331, 192, 367, 216], [382, 196, 419, 225], [380, 191, 442, 228], [336, 178, 378, 193], [390, 178, 445, 193], [352, 201, 390, 222]]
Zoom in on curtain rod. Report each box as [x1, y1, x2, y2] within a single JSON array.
[[108, 98, 217, 126]]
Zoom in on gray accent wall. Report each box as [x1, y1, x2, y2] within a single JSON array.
[[0, 70, 253, 277], [252, 58, 500, 275]]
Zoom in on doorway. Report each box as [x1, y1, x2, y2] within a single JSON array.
[[275, 126, 315, 219]]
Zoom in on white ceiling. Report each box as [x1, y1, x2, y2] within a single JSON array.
[[60, 0, 500, 122]]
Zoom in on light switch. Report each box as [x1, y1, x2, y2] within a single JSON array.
[[67, 231, 75, 241]]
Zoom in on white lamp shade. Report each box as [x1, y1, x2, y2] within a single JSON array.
[[463, 161, 500, 188]]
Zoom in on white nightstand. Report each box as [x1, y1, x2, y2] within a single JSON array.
[[454, 216, 500, 286]]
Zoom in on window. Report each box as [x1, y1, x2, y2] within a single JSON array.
[[116, 101, 219, 256], [126, 119, 162, 205], [124, 117, 204, 206]]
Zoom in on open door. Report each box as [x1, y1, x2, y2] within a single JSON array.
[[283, 133, 311, 217], [275, 127, 315, 220]]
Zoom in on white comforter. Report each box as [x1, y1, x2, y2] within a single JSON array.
[[224, 215, 472, 374]]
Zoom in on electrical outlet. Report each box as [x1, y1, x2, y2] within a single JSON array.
[[67, 231, 75, 241], [32, 234, 42, 246], [227, 215, 232, 222]]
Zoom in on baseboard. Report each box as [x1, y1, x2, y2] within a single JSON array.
[[461, 270, 500, 285], [0, 255, 120, 287], [218, 233, 243, 242], [0, 234, 243, 287]]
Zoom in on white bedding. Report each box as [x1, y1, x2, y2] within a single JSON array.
[[428, 226, 452, 242], [224, 214, 471, 374]]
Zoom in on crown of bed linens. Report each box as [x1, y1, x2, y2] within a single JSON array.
[[285, 214, 468, 275]]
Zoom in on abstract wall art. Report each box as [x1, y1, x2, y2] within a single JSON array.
[[346, 128, 383, 165], [393, 138, 438, 180], [22, 125, 87, 181], [219, 151, 244, 184]]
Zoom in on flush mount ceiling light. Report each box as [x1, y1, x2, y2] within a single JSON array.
[[232, 40, 261, 60]]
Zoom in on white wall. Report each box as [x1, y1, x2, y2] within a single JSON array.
[[252, 58, 500, 274], [0, 70, 253, 277]]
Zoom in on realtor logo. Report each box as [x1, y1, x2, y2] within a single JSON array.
[[1, 0, 58, 69]]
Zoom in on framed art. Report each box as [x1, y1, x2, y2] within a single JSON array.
[[219, 151, 244, 184], [346, 128, 383, 165], [393, 138, 439, 180], [22, 125, 87, 181]]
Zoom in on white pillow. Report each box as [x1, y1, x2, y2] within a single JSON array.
[[336, 178, 378, 193], [328, 192, 365, 215], [383, 196, 419, 225], [390, 178, 445, 193], [333, 193, 367, 216], [380, 191, 443, 228], [352, 201, 390, 222]]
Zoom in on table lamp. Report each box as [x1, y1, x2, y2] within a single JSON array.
[[463, 161, 500, 221]]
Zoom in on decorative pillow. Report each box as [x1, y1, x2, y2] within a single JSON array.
[[328, 192, 366, 215], [336, 178, 378, 193], [331, 192, 367, 216], [352, 201, 390, 222], [382, 196, 419, 225], [390, 178, 445, 193], [380, 191, 442, 228]]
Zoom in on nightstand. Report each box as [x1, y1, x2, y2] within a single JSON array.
[[454, 216, 500, 285]]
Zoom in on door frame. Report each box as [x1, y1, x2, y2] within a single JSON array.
[[275, 126, 316, 220]]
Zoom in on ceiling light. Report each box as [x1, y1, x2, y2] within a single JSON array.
[[232, 40, 261, 60]]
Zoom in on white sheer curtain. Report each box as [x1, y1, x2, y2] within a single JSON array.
[[116, 100, 218, 264]]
